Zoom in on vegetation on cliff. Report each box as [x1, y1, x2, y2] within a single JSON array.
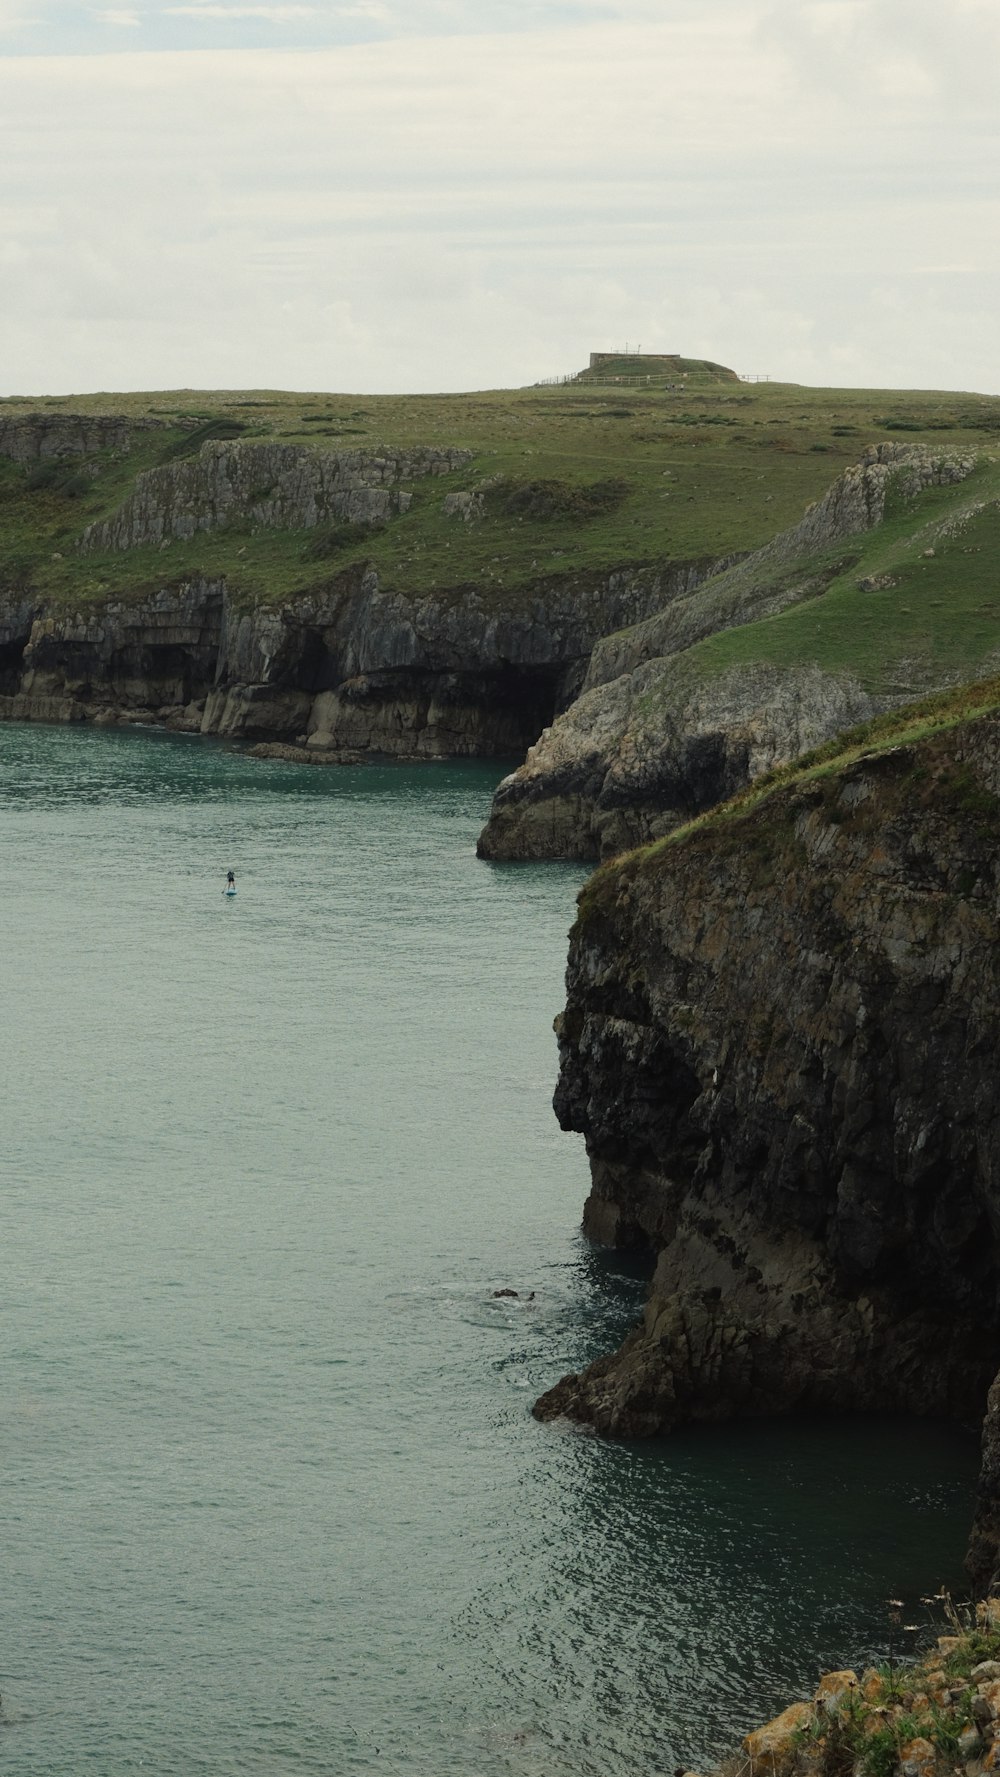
[[5, 367, 1000, 785], [479, 442, 1000, 860], [1, 372, 998, 616], [725, 1600, 1000, 1777], [541, 686, 1000, 1608], [577, 673, 1000, 923]]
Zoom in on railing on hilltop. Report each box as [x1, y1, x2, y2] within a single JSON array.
[[533, 369, 773, 388]]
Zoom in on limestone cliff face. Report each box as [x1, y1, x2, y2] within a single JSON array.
[[480, 660, 880, 859], [1, 413, 736, 756], [0, 581, 225, 725], [200, 556, 727, 747], [532, 705, 1000, 1582], [0, 413, 164, 464], [478, 445, 977, 859], [80, 441, 472, 551], [0, 556, 717, 755]]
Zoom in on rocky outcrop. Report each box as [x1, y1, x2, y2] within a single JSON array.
[[80, 441, 472, 551], [479, 660, 879, 859], [531, 698, 1000, 1581], [716, 1614, 1000, 1777], [478, 445, 978, 859], [0, 412, 164, 464]]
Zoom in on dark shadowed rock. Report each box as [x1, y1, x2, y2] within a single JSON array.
[[529, 700, 1000, 1584]]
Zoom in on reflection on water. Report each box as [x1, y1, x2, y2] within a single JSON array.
[[0, 721, 979, 1777]]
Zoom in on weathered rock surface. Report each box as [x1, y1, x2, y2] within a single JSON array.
[[80, 441, 472, 551], [0, 412, 164, 464], [706, 1610, 1000, 1777], [970, 1375, 1000, 1594], [0, 581, 225, 723], [480, 660, 879, 859], [478, 445, 978, 859], [530, 703, 1000, 1581], [0, 556, 725, 755]]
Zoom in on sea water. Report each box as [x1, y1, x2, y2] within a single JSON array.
[[1, 722, 979, 1776]]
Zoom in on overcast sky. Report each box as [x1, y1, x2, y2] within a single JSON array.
[[1, 0, 997, 396]]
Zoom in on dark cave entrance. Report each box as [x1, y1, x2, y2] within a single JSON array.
[[0, 632, 29, 695]]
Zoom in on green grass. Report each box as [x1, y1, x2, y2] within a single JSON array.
[[2, 374, 999, 612], [682, 464, 1000, 696], [575, 674, 1000, 924]]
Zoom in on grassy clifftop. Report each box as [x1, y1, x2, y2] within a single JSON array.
[[678, 460, 1000, 697], [2, 373, 998, 613], [576, 672, 1000, 924]]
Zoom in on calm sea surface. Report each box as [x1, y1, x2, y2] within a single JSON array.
[[1, 722, 979, 1776]]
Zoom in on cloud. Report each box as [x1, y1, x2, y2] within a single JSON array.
[[164, 4, 317, 15], [94, 8, 142, 22], [759, 0, 1000, 109], [0, 0, 43, 37], [0, 11, 996, 395]]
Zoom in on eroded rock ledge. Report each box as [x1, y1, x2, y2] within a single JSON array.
[[532, 700, 1000, 1586]]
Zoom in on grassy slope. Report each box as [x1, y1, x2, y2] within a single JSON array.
[[2, 370, 998, 615], [577, 673, 1000, 922], [681, 460, 1000, 697]]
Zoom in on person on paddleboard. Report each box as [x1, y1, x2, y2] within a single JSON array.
[[225, 870, 236, 894]]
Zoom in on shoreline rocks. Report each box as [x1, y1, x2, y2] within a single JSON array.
[[703, 1607, 1000, 1777], [0, 555, 730, 759]]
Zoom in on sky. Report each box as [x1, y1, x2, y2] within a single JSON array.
[[1, 0, 997, 396]]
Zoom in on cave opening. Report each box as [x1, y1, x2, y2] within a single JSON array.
[[0, 632, 29, 694], [329, 662, 568, 757]]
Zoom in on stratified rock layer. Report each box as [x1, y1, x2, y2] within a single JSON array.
[[0, 558, 727, 757], [531, 702, 1000, 1583]]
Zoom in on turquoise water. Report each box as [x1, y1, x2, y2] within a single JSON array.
[[1, 722, 979, 1776]]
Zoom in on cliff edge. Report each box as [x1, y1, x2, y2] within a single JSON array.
[[532, 683, 1000, 1591]]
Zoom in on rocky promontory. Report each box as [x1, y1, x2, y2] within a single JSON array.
[[478, 445, 985, 859], [532, 684, 1000, 1591]]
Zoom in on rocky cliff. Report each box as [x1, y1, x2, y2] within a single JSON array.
[[0, 557, 723, 756], [531, 687, 1000, 1589], [0, 416, 747, 755], [0, 412, 165, 464], [79, 441, 471, 551], [4, 414, 995, 782], [478, 445, 982, 859]]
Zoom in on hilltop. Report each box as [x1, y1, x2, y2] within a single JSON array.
[[2, 372, 996, 612]]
